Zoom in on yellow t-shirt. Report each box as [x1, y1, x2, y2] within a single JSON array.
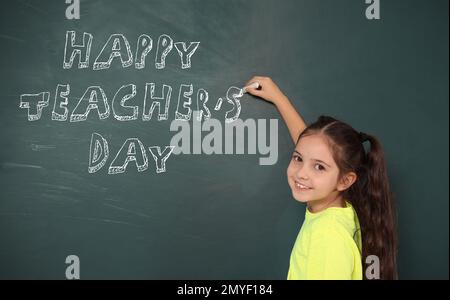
[[287, 200, 363, 280]]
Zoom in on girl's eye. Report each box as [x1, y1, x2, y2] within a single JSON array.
[[292, 155, 302, 162], [314, 164, 325, 171]]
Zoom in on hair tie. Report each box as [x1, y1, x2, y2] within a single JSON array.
[[359, 131, 370, 143]]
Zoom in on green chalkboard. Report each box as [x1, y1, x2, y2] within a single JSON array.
[[0, 0, 448, 279]]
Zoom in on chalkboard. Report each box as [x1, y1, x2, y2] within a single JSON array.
[[0, 0, 448, 279]]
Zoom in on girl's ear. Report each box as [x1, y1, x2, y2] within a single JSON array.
[[337, 172, 357, 192]]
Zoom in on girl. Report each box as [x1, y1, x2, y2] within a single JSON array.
[[245, 76, 398, 280]]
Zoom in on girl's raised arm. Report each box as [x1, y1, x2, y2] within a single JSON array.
[[245, 76, 307, 144]]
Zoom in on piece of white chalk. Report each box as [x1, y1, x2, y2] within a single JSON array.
[[242, 82, 260, 93]]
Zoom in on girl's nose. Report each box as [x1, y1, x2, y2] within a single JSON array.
[[295, 164, 309, 180]]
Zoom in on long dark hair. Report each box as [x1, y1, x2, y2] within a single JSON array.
[[296, 116, 398, 279]]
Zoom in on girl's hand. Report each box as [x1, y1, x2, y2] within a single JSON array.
[[244, 76, 287, 105], [245, 76, 307, 144]]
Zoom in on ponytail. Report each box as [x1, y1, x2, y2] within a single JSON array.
[[355, 133, 398, 279]]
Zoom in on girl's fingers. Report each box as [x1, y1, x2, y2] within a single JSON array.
[[245, 78, 258, 87], [246, 76, 265, 86], [244, 76, 279, 103], [246, 87, 264, 97]]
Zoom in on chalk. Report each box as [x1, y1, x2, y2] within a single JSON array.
[[242, 82, 261, 93]]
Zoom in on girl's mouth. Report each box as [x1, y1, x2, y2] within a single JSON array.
[[294, 181, 313, 191]]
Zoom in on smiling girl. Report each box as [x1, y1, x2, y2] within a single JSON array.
[[245, 76, 398, 280]]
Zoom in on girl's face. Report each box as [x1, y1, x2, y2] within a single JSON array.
[[287, 134, 342, 204]]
